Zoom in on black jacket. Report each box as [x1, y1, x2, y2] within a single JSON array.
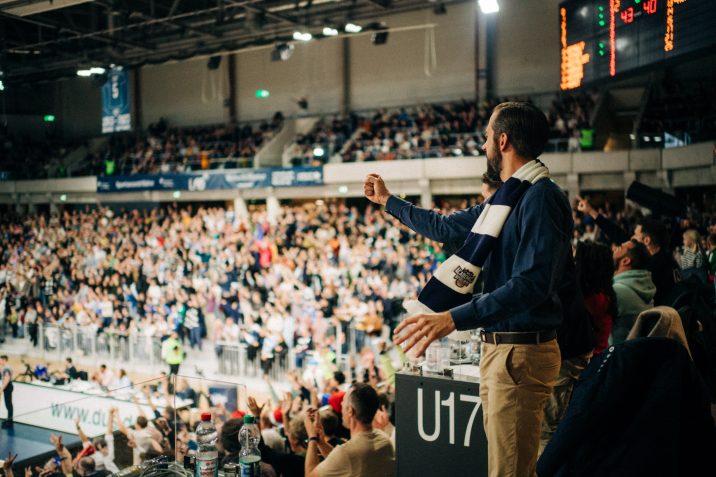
[[537, 338, 716, 477]]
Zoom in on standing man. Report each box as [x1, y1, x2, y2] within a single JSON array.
[[1, 355, 14, 428], [162, 332, 184, 375], [365, 102, 573, 477]]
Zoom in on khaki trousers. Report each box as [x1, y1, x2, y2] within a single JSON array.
[[479, 339, 561, 477]]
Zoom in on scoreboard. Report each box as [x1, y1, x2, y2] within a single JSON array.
[[559, 0, 716, 90]]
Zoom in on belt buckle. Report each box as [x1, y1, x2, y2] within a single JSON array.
[[479, 329, 487, 344]]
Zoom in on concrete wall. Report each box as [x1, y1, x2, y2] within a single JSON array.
[[141, 57, 228, 127], [349, 1, 477, 110], [492, 0, 562, 96]]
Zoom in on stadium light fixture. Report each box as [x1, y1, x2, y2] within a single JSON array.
[[313, 147, 325, 157], [89, 67, 106, 75], [323, 27, 339, 36], [293, 31, 313, 41], [0, 80, 4, 91], [59, 194, 67, 202], [76, 69, 92, 77], [345, 23, 362, 33], [478, 0, 499, 14]]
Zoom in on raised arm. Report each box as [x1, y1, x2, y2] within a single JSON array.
[[74, 417, 90, 445], [576, 194, 629, 245], [364, 174, 482, 243], [114, 410, 130, 437]]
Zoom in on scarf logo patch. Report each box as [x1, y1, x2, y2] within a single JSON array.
[[453, 266, 476, 288]]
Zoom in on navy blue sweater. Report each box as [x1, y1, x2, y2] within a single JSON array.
[[386, 177, 573, 333]]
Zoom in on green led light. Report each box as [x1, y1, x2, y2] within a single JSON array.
[[599, 42, 604, 48], [43, 115, 55, 122], [598, 6, 604, 11], [599, 13, 604, 19], [255, 89, 270, 99], [599, 50, 605, 56], [635, 0, 641, 3], [599, 20, 605, 26]]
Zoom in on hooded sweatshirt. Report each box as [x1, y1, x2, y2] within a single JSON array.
[[611, 269, 656, 344]]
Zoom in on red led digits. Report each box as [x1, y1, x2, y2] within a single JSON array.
[[644, 0, 657, 14], [665, 0, 687, 51], [620, 7, 634, 23]]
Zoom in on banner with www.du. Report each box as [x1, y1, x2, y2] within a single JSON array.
[[0, 382, 187, 437], [101, 66, 131, 134]]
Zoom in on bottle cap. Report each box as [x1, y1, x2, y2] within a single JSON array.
[[243, 414, 255, 424], [200, 412, 211, 422]]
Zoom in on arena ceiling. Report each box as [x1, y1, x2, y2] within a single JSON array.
[[0, 0, 469, 84]]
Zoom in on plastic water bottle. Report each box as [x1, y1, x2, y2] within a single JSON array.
[[238, 415, 262, 477], [195, 412, 218, 477], [437, 337, 451, 369]]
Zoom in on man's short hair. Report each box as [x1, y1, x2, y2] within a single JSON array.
[[0, 355, 8, 361], [92, 436, 107, 449], [348, 383, 380, 425], [66, 358, 73, 364], [136, 416, 148, 429], [219, 418, 243, 454], [79, 457, 95, 474], [333, 371, 346, 386], [626, 239, 652, 270], [289, 417, 308, 443], [708, 233, 716, 246], [492, 102, 550, 159], [638, 219, 668, 249]]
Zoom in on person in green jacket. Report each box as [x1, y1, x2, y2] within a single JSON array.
[[162, 332, 184, 375], [610, 240, 656, 344]]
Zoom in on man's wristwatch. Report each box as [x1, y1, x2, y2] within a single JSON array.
[[308, 436, 320, 443]]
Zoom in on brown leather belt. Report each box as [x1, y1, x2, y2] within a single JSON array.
[[480, 329, 557, 345]]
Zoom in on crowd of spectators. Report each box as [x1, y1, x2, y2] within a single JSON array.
[[285, 115, 359, 167], [0, 200, 448, 376], [1, 189, 715, 477], [88, 113, 284, 176], [0, 134, 74, 180]]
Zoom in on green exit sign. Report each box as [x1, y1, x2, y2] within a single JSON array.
[[255, 89, 270, 99], [43, 115, 56, 122]]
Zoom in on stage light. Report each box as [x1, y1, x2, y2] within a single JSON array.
[[345, 23, 362, 33], [89, 67, 106, 75], [77, 69, 92, 77], [478, 0, 499, 14], [323, 27, 338, 36], [293, 31, 312, 42]]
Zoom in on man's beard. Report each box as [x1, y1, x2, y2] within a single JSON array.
[[486, 148, 502, 182]]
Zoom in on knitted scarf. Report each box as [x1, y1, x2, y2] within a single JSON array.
[[407, 160, 550, 317]]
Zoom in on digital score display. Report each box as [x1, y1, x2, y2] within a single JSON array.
[[559, 0, 716, 90]]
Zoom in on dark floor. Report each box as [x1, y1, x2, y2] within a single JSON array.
[[0, 423, 81, 465]]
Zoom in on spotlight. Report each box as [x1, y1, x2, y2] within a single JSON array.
[[293, 31, 312, 41], [89, 67, 106, 75], [478, 0, 500, 14], [271, 42, 295, 61], [313, 147, 325, 157], [76, 69, 92, 77], [322, 27, 338, 36], [345, 23, 362, 33]]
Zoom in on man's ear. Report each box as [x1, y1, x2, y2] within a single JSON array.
[[642, 235, 652, 247], [499, 132, 508, 151]]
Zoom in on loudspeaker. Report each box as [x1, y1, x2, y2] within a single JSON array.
[[207, 56, 222, 70], [626, 181, 687, 218], [371, 31, 389, 45]]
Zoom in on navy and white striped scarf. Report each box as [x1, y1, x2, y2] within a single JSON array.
[[407, 160, 550, 317]]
